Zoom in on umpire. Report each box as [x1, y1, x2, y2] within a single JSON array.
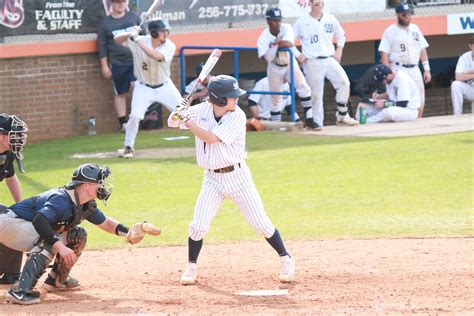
[[0, 114, 28, 285]]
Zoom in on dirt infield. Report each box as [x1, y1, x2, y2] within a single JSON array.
[[0, 238, 472, 315]]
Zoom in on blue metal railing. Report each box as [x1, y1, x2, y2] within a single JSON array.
[[179, 46, 298, 122]]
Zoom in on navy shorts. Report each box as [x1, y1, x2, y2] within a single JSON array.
[[111, 64, 136, 95]]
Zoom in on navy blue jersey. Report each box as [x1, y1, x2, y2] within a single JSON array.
[[10, 188, 106, 226], [97, 12, 141, 65]]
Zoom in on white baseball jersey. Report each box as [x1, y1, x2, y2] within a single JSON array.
[[386, 71, 420, 110], [170, 102, 276, 241], [452, 51, 474, 115], [378, 24, 429, 65], [455, 51, 474, 75], [257, 23, 300, 65], [356, 71, 420, 123], [293, 13, 346, 58], [185, 102, 247, 170], [249, 77, 291, 119], [124, 35, 175, 86]]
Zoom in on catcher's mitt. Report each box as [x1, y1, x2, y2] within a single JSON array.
[[125, 221, 161, 244], [246, 118, 264, 132]]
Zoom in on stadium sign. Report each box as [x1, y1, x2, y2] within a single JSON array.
[[136, 0, 277, 26], [447, 13, 474, 35], [0, 0, 106, 36]]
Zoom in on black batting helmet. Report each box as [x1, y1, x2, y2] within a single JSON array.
[[207, 75, 246, 107], [0, 113, 28, 160], [66, 164, 113, 203], [148, 18, 169, 37]]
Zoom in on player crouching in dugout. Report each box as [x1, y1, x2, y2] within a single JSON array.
[[0, 164, 161, 305], [355, 64, 420, 123]]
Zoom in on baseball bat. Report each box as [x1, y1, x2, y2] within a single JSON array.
[[15, 156, 25, 173], [172, 49, 222, 120], [138, 0, 165, 28]]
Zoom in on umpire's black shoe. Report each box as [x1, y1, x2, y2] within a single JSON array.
[[6, 289, 41, 305], [0, 272, 19, 284], [304, 119, 322, 131]]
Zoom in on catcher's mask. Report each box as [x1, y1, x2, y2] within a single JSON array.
[[0, 113, 28, 160], [148, 18, 169, 38], [66, 164, 113, 203], [208, 75, 246, 107]]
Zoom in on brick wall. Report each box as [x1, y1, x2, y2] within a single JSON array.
[[0, 53, 470, 143]]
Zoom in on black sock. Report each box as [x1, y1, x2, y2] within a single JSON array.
[[118, 116, 128, 126], [265, 229, 289, 257], [337, 103, 348, 116], [188, 237, 203, 263]]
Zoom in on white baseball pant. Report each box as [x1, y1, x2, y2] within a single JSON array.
[[451, 81, 474, 115], [125, 81, 181, 148], [267, 63, 311, 111], [0, 211, 68, 253], [356, 104, 418, 123], [303, 58, 350, 126], [188, 164, 276, 241]]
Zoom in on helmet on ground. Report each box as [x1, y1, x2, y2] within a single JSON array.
[[66, 164, 113, 202], [148, 18, 169, 37], [0, 114, 28, 160], [207, 75, 246, 107]]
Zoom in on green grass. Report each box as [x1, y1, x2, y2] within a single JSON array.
[[1, 130, 472, 249]]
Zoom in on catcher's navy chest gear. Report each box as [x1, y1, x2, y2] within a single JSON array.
[[9, 188, 106, 228]]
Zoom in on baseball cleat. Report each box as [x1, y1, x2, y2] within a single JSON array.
[[42, 276, 81, 292], [6, 289, 41, 305], [304, 118, 322, 131], [122, 146, 134, 159], [336, 114, 359, 126], [279, 255, 295, 283], [180, 263, 198, 285]]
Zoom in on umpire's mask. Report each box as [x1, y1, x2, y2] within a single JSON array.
[[0, 114, 28, 160]]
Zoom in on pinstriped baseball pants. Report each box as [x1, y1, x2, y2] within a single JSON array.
[[188, 163, 276, 241]]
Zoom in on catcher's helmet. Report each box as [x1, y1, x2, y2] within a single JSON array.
[[148, 18, 169, 37], [0, 113, 28, 160], [66, 164, 113, 202], [207, 75, 246, 107], [373, 64, 392, 82]]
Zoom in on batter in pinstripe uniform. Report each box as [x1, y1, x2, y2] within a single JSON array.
[[114, 18, 180, 158], [168, 75, 295, 285]]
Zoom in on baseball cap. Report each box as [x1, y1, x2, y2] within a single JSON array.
[[395, 3, 411, 13], [373, 64, 392, 82], [265, 8, 283, 20]]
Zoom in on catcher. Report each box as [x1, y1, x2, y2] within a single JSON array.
[[0, 163, 161, 305]]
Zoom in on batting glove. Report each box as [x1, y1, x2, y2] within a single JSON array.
[[129, 26, 142, 42]]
